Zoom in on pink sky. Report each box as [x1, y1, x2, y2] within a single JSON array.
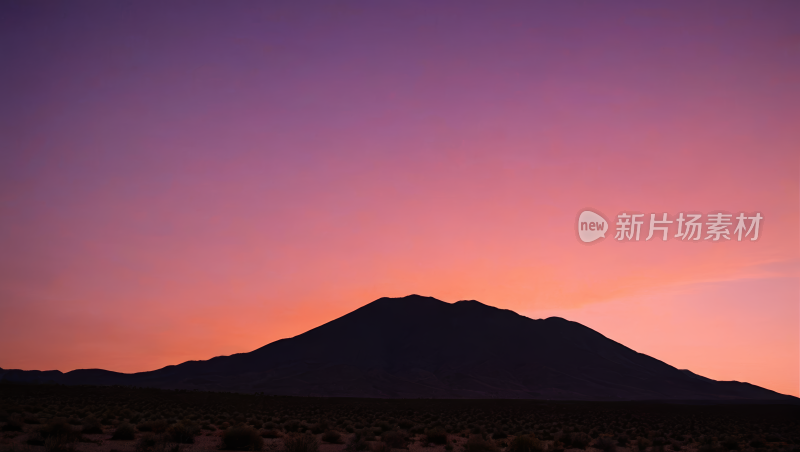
[[0, 2, 798, 396]]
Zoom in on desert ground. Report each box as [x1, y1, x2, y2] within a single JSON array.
[[1, 384, 797, 452]]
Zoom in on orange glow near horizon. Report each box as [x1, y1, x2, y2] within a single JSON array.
[[0, 2, 798, 397]]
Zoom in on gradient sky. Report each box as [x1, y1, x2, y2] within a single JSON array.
[[1, 2, 798, 396]]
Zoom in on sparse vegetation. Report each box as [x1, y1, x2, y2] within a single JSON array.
[[0, 384, 798, 452], [424, 427, 448, 445], [463, 435, 499, 452], [507, 434, 543, 452], [111, 422, 136, 440], [222, 425, 263, 451], [283, 432, 318, 452], [321, 430, 342, 444], [166, 421, 198, 444], [381, 430, 406, 449], [80, 417, 102, 435]]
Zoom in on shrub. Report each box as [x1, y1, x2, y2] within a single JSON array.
[[138, 420, 168, 434], [382, 431, 407, 449], [167, 421, 199, 444], [595, 437, 617, 452], [261, 429, 282, 438], [721, 438, 740, 451], [571, 433, 590, 450], [40, 419, 80, 442], [82, 417, 103, 434], [463, 436, 500, 452], [134, 433, 164, 452], [283, 420, 301, 433], [372, 442, 391, 452], [23, 415, 42, 425], [346, 435, 371, 452], [425, 427, 448, 445], [560, 431, 573, 447], [283, 432, 319, 452], [223, 425, 264, 451], [112, 422, 136, 440], [27, 431, 46, 446], [45, 435, 77, 452], [507, 435, 543, 452], [322, 430, 343, 444], [2, 418, 24, 432], [617, 435, 630, 447]]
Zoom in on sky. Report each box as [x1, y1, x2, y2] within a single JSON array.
[[0, 2, 798, 396]]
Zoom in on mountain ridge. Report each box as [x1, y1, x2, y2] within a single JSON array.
[[1, 294, 796, 402]]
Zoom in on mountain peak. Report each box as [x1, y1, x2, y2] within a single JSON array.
[[1, 296, 794, 401]]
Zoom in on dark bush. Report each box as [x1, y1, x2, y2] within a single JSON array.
[[346, 435, 371, 452], [463, 435, 499, 452], [721, 438, 740, 451], [321, 430, 343, 444], [595, 437, 617, 452], [750, 439, 766, 448], [765, 434, 783, 443], [559, 430, 573, 447], [382, 431, 407, 449], [134, 433, 163, 452], [2, 418, 24, 432], [356, 428, 376, 441], [571, 433, 591, 450], [82, 417, 103, 434], [283, 420, 301, 433], [24, 415, 42, 424], [372, 442, 391, 452], [260, 428, 281, 438], [507, 435, 543, 452], [41, 419, 80, 442], [223, 425, 264, 451], [617, 435, 630, 447], [45, 435, 77, 452], [167, 421, 199, 444], [425, 427, 448, 445], [493, 430, 508, 440], [27, 431, 46, 446], [112, 422, 137, 440], [283, 432, 319, 452], [138, 420, 169, 434]]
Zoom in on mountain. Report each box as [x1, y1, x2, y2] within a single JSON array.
[[1, 295, 795, 401]]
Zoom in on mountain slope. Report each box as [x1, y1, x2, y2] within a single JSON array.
[[1, 295, 795, 401]]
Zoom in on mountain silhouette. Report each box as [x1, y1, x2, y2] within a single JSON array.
[[1, 295, 795, 401]]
